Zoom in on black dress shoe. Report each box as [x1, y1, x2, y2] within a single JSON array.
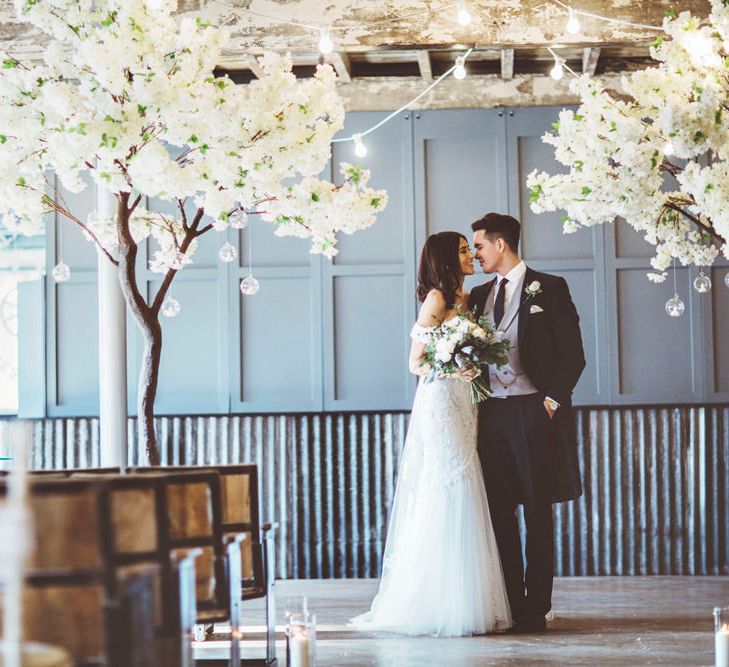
[[513, 616, 547, 633]]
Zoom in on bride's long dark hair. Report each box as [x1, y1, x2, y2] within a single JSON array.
[[416, 231, 467, 309]]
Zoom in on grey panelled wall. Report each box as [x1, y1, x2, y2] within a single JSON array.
[[508, 108, 608, 406], [25, 106, 729, 416], [4, 405, 727, 578], [325, 112, 417, 411], [12, 106, 729, 581]]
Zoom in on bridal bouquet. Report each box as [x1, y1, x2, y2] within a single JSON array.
[[420, 311, 511, 403]]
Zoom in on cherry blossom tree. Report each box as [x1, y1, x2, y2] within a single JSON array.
[[527, 0, 728, 283], [0, 0, 387, 464]]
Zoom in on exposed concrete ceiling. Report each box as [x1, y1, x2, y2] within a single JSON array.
[[186, 0, 710, 53], [0, 0, 713, 109]]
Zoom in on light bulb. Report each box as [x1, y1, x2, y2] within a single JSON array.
[[453, 56, 467, 80], [550, 60, 564, 80], [566, 8, 580, 34], [457, 2, 471, 26], [693, 271, 712, 293], [52, 261, 70, 283], [229, 208, 248, 229], [353, 133, 367, 158], [218, 241, 238, 263], [318, 29, 333, 55], [161, 296, 181, 318], [240, 275, 260, 295], [665, 294, 685, 317]]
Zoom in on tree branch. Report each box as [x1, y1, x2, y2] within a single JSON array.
[[162, 213, 181, 252], [150, 207, 205, 314], [128, 193, 142, 214], [113, 158, 133, 190], [177, 198, 188, 232], [664, 200, 727, 246], [117, 191, 152, 319], [1, 51, 30, 70], [660, 159, 682, 178], [51, 200, 119, 266], [28, 182, 118, 265], [194, 223, 213, 237]]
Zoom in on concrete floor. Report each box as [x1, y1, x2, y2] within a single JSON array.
[[195, 577, 729, 666]]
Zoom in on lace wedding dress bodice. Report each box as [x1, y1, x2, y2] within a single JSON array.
[[350, 323, 512, 637], [407, 323, 480, 488]]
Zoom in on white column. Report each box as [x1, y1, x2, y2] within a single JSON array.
[[97, 188, 128, 469]]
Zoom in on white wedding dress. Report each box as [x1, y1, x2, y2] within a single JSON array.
[[350, 324, 513, 637]]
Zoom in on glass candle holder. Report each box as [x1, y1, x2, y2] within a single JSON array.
[[286, 612, 316, 667], [284, 595, 308, 620], [715, 607, 729, 667]]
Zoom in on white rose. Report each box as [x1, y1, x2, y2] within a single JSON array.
[[457, 319, 471, 333], [528, 280, 541, 292], [473, 327, 487, 339], [435, 350, 452, 363], [437, 338, 456, 355]]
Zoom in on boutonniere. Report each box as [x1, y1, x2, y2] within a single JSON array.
[[524, 280, 542, 300]]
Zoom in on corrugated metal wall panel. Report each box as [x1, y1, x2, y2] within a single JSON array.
[[1, 406, 727, 577]]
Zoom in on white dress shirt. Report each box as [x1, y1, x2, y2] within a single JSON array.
[[493, 260, 526, 315], [489, 261, 560, 409]]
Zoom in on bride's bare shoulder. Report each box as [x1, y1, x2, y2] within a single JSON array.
[[424, 288, 446, 305], [417, 289, 447, 326]]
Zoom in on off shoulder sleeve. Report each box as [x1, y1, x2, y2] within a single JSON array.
[[410, 323, 435, 343]]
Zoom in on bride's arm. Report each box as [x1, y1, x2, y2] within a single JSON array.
[[408, 290, 447, 376]]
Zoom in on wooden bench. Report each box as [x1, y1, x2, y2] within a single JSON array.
[[68, 470, 246, 667], [22, 466, 270, 665], [132, 465, 277, 666], [0, 478, 163, 666]]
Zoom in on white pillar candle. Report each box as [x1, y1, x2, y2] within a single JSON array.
[[716, 626, 729, 667], [288, 629, 310, 667]]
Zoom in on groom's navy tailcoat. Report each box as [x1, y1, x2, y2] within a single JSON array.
[[468, 266, 586, 503]]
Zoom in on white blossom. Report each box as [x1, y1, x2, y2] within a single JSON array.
[[527, 0, 729, 280], [0, 0, 387, 264]]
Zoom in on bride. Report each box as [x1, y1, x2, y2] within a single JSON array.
[[351, 231, 512, 637]]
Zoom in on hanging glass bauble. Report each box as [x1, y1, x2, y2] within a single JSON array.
[[693, 271, 712, 293], [240, 275, 260, 295], [51, 261, 71, 282], [218, 242, 238, 263], [161, 296, 181, 318], [229, 209, 248, 229], [665, 295, 685, 317]]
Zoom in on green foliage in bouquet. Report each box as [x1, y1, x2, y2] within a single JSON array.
[[420, 309, 511, 403]]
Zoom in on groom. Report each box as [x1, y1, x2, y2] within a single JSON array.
[[468, 212, 585, 633]]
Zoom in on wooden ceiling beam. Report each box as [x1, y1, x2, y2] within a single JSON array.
[[500, 48, 515, 79], [416, 50, 433, 81], [328, 52, 352, 82], [244, 56, 265, 79], [582, 47, 601, 76]]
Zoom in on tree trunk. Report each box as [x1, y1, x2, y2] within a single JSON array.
[[136, 317, 163, 466], [115, 193, 162, 465]]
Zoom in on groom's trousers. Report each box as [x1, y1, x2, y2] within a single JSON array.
[[478, 393, 555, 623]]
